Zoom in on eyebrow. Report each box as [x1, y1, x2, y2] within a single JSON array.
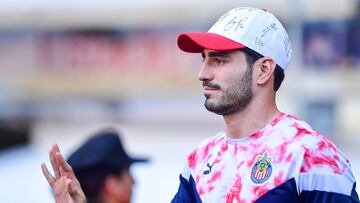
[[202, 51, 230, 59]]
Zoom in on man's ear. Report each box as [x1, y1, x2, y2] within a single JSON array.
[[256, 57, 276, 85]]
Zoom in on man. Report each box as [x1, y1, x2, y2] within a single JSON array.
[[42, 7, 359, 203], [171, 7, 359, 203], [41, 128, 147, 203]]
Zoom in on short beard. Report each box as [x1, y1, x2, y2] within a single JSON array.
[[204, 65, 253, 115]]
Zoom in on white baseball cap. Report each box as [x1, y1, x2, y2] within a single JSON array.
[[177, 7, 292, 70]]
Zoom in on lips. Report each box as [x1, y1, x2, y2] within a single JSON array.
[[204, 85, 218, 89], [202, 82, 221, 96], [203, 82, 221, 90]]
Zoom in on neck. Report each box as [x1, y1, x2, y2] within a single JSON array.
[[101, 193, 122, 203], [223, 92, 280, 139]]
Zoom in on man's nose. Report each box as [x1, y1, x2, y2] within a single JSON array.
[[198, 63, 213, 82]]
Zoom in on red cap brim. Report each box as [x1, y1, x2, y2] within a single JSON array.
[[177, 32, 246, 53]]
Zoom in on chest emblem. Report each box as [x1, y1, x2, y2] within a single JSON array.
[[250, 152, 273, 184]]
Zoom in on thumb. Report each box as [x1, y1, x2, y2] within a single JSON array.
[[66, 178, 86, 203], [66, 178, 80, 196], [66, 178, 73, 193]]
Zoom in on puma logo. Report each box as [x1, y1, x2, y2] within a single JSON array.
[[203, 162, 215, 175]]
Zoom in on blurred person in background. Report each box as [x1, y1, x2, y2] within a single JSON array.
[[172, 7, 359, 203], [41, 128, 148, 203]]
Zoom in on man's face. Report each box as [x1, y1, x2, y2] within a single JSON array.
[[109, 168, 135, 203], [199, 49, 253, 115]]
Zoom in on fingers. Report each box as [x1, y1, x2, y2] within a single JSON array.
[[49, 144, 61, 179], [58, 157, 79, 195], [46, 144, 78, 187], [56, 151, 79, 182], [59, 162, 66, 176], [53, 144, 61, 155], [53, 145, 73, 177], [56, 152, 74, 175], [41, 163, 55, 187]]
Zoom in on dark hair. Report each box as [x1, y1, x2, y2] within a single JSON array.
[[74, 165, 126, 202], [240, 48, 284, 91]]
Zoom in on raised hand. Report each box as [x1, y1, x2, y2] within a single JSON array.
[[41, 144, 86, 203]]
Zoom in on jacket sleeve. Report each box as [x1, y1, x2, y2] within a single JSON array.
[[299, 181, 359, 203], [171, 174, 202, 203], [296, 167, 359, 203], [295, 134, 360, 203]]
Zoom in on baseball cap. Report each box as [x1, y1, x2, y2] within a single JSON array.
[[67, 128, 148, 172], [177, 7, 292, 70]]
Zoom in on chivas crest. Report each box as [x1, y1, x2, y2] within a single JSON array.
[[250, 152, 272, 184]]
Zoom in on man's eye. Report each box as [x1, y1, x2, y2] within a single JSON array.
[[214, 58, 224, 65]]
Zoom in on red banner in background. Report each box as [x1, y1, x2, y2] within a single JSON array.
[[0, 29, 201, 96], [36, 30, 197, 74]]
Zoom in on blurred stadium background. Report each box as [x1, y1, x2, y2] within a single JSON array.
[[0, 0, 359, 202]]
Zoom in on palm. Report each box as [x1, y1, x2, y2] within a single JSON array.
[[53, 176, 75, 203]]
